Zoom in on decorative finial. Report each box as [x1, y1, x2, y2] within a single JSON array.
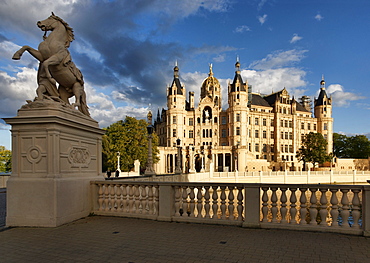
[[320, 74, 325, 89], [209, 63, 213, 76]]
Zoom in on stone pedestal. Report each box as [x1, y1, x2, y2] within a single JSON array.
[[3, 100, 105, 227]]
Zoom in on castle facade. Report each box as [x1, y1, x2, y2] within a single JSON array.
[[154, 61, 333, 173]]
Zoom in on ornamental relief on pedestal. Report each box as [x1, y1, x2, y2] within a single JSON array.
[[68, 146, 91, 168]]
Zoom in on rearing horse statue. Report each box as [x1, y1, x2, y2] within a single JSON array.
[[12, 13, 90, 117]]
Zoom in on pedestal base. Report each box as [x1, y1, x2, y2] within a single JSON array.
[[4, 100, 105, 227]]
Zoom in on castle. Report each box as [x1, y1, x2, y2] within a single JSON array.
[[154, 61, 333, 173]]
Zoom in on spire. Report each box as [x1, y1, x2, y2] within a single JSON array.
[[320, 74, 325, 90], [208, 63, 213, 76], [174, 61, 179, 78], [235, 56, 241, 73]]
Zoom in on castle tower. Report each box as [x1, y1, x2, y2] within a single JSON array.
[[314, 75, 333, 153], [227, 59, 249, 147], [166, 63, 186, 147]]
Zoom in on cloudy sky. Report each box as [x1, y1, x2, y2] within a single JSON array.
[[1, 0, 370, 149]]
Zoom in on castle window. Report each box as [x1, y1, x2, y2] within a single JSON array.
[[263, 130, 267, 138], [173, 116, 177, 124], [281, 132, 284, 139], [281, 144, 284, 152], [222, 129, 226, 138], [285, 132, 288, 140], [173, 129, 176, 137], [308, 123, 311, 130], [249, 129, 251, 138], [263, 144, 267, 152], [197, 117, 201, 124], [280, 120, 284, 127], [255, 143, 259, 152], [284, 120, 288, 127], [271, 145, 275, 152], [249, 117, 251, 124], [285, 145, 288, 152], [255, 118, 259, 125], [189, 130, 193, 138], [314, 124, 317, 130], [222, 116, 227, 125], [289, 145, 293, 153], [271, 119, 274, 126], [255, 130, 259, 138], [324, 123, 328, 130], [249, 143, 251, 151], [236, 94, 240, 99], [289, 120, 292, 128], [236, 113, 240, 122], [263, 118, 267, 126], [271, 131, 274, 139], [214, 117, 218, 123], [236, 127, 240, 136], [289, 132, 292, 140], [301, 122, 304, 129], [189, 118, 194, 126]]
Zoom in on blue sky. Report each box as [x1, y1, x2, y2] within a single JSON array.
[[0, 0, 370, 150]]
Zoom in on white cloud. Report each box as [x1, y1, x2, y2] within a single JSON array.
[[258, 14, 268, 25], [213, 54, 226, 62], [258, 0, 267, 10], [315, 13, 324, 21], [290, 33, 303, 44], [325, 84, 365, 107], [249, 49, 308, 70], [234, 25, 251, 33]]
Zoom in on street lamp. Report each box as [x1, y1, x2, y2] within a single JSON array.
[[116, 151, 121, 172], [200, 147, 205, 172], [175, 138, 182, 174], [145, 124, 156, 175]]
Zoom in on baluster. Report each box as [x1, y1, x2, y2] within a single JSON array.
[[140, 185, 147, 214], [228, 186, 235, 220], [340, 189, 350, 228], [270, 187, 278, 223], [174, 186, 181, 217], [261, 187, 269, 223], [182, 186, 189, 216], [98, 184, 104, 211], [204, 186, 211, 219], [289, 188, 297, 224], [330, 189, 339, 227], [104, 184, 110, 212], [189, 186, 196, 217], [220, 186, 227, 220], [237, 186, 243, 221], [147, 185, 154, 215], [121, 184, 128, 213], [211, 186, 219, 219], [111, 184, 117, 211], [319, 188, 328, 226], [134, 185, 141, 213], [154, 185, 159, 215], [299, 188, 308, 225], [280, 187, 287, 224], [351, 189, 361, 229], [196, 186, 203, 218], [115, 184, 122, 212], [309, 188, 318, 225], [128, 184, 134, 213]]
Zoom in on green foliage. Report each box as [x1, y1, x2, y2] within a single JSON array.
[[0, 145, 11, 172], [102, 117, 159, 172], [296, 132, 332, 169], [333, 133, 370, 158]]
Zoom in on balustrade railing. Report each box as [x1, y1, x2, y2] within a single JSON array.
[[90, 181, 370, 236]]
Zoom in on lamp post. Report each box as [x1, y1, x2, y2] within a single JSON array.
[[145, 124, 156, 175], [234, 143, 239, 172], [175, 138, 182, 174], [116, 151, 121, 172], [200, 148, 205, 172], [189, 146, 196, 173]]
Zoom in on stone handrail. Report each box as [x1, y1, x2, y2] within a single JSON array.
[[90, 181, 370, 236]]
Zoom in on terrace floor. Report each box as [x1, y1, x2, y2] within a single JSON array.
[[1, 213, 370, 262]]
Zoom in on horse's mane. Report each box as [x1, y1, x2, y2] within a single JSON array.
[[51, 13, 74, 48]]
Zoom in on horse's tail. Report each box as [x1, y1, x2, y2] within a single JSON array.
[[79, 89, 90, 117]]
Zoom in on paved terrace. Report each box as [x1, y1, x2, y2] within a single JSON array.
[[0, 216, 369, 262]]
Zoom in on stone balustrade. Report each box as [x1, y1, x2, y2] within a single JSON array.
[[91, 181, 370, 236]]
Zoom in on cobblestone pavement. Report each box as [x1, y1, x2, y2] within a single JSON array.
[[0, 188, 6, 228], [0, 216, 370, 263]]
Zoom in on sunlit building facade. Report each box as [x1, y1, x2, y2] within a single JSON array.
[[154, 61, 333, 173]]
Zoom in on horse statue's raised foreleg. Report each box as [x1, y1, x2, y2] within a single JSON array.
[[12, 46, 43, 61]]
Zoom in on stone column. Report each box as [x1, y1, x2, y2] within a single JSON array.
[[4, 102, 105, 227]]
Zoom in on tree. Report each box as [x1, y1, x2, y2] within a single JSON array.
[[296, 132, 332, 170], [0, 146, 11, 172], [333, 133, 370, 158], [102, 117, 159, 173]]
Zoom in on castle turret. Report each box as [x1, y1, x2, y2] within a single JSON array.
[[314, 75, 333, 153]]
